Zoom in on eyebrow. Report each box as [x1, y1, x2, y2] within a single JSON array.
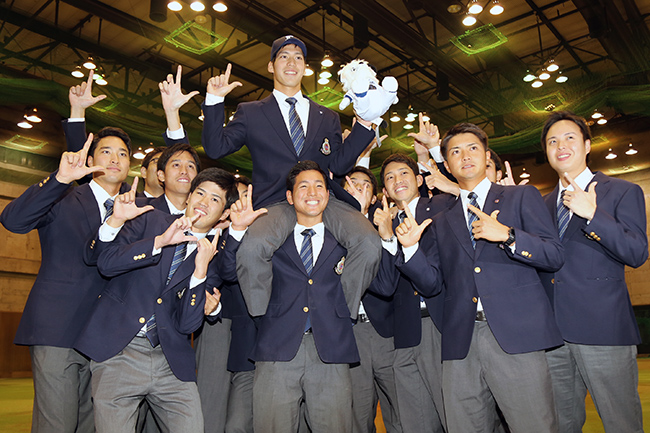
[[198, 187, 221, 199]]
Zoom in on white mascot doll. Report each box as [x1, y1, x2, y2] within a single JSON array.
[[338, 59, 398, 133]]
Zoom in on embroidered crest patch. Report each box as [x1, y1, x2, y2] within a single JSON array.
[[334, 256, 345, 275], [320, 138, 331, 155]]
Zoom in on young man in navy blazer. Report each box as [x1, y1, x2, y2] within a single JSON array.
[[0, 131, 131, 433], [539, 111, 647, 433], [394, 123, 564, 433], [197, 35, 382, 322]]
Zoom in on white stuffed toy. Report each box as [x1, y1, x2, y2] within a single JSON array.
[[338, 59, 398, 127]]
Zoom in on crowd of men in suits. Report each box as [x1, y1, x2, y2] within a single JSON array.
[[1, 34, 646, 433]]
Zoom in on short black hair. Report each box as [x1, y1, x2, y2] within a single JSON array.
[[345, 166, 378, 196], [487, 148, 503, 173], [141, 147, 165, 169], [441, 123, 488, 160], [286, 161, 329, 192], [156, 143, 201, 178], [235, 174, 251, 188], [88, 127, 132, 159], [380, 153, 418, 185], [190, 168, 239, 209], [540, 111, 592, 151]]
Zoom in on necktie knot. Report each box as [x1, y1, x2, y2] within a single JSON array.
[[397, 211, 406, 224], [103, 198, 114, 222], [301, 228, 315, 238], [286, 97, 297, 106]]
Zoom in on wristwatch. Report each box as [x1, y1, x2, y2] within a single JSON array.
[[503, 227, 516, 247]]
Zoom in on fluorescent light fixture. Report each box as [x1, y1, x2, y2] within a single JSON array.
[[133, 148, 146, 160], [520, 168, 530, 179]]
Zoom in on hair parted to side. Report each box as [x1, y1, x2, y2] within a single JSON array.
[[286, 160, 329, 192], [441, 123, 488, 160], [380, 153, 419, 184], [190, 167, 239, 209]]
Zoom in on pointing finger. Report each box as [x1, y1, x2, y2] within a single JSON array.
[[402, 202, 416, 221], [176, 64, 183, 83], [467, 204, 487, 219]]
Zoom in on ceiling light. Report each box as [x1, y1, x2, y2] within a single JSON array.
[[591, 110, 603, 119], [190, 1, 205, 11], [83, 56, 96, 70], [523, 71, 536, 82], [555, 73, 568, 83], [447, 4, 463, 13], [133, 148, 146, 160], [390, 112, 401, 122], [168, 1, 182, 11], [520, 168, 530, 179], [605, 148, 617, 159], [17, 120, 33, 129], [405, 111, 417, 122], [318, 77, 329, 85], [626, 143, 638, 155], [538, 69, 550, 80], [144, 147, 155, 154], [489, 0, 504, 15], [531, 79, 543, 88], [403, 124, 414, 130], [25, 108, 42, 123], [95, 75, 108, 86], [422, 114, 430, 122], [212, 2, 228, 12], [71, 66, 84, 78], [597, 118, 607, 125], [462, 13, 477, 26], [319, 70, 332, 79], [304, 66, 314, 76], [468, 0, 483, 14], [198, 113, 205, 121], [547, 59, 559, 72], [321, 54, 334, 68]]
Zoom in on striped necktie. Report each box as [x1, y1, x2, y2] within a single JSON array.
[[286, 97, 305, 156], [103, 198, 114, 222], [557, 190, 570, 240], [300, 229, 315, 332], [467, 192, 480, 249]]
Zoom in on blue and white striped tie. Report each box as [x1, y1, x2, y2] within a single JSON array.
[[300, 229, 315, 332], [557, 190, 570, 240], [467, 192, 480, 249], [286, 97, 305, 156]]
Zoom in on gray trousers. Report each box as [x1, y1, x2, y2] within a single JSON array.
[[236, 198, 382, 317], [90, 336, 203, 433], [225, 370, 254, 433], [253, 333, 353, 433], [393, 319, 445, 433], [29, 345, 94, 433], [546, 342, 643, 433], [195, 318, 232, 433], [442, 321, 557, 433], [350, 321, 402, 433]]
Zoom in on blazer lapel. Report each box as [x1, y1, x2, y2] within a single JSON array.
[[446, 198, 475, 259], [304, 99, 324, 151], [260, 96, 297, 156], [312, 230, 337, 275], [282, 236, 309, 277], [75, 184, 101, 233]]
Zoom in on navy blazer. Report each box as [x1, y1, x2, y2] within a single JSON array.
[[0, 173, 129, 348], [399, 184, 564, 360], [539, 171, 648, 346], [250, 229, 359, 364], [74, 210, 231, 382], [200, 97, 374, 208]]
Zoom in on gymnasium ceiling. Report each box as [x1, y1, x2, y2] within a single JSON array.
[[1, 0, 650, 190]]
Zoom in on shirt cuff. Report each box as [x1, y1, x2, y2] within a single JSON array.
[[229, 226, 247, 242], [357, 156, 370, 169], [430, 146, 444, 163], [190, 274, 206, 289], [208, 303, 222, 317], [381, 238, 398, 256], [152, 246, 162, 256], [166, 125, 185, 140], [98, 221, 123, 242], [205, 93, 224, 106], [418, 161, 431, 174], [67, 118, 84, 123], [402, 243, 419, 262]]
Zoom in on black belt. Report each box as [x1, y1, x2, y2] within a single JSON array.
[[475, 310, 487, 322], [420, 308, 430, 318], [358, 313, 371, 323]]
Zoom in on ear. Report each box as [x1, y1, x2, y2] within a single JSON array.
[[496, 170, 503, 182], [416, 174, 423, 188], [87, 155, 94, 167], [443, 160, 450, 174], [286, 189, 294, 205], [584, 139, 591, 155], [157, 170, 165, 184], [140, 166, 147, 178], [371, 195, 377, 205], [267, 61, 274, 74], [219, 208, 231, 222], [382, 187, 388, 198]]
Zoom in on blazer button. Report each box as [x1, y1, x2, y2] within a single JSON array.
[[98, 294, 101, 298], [139, 317, 145, 324], [133, 255, 139, 261], [192, 294, 196, 298], [551, 278, 555, 284], [157, 298, 162, 304], [308, 279, 313, 285], [472, 297, 478, 303], [414, 291, 418, 296], [590, 231, 596, 237], [303, 307, 309, 313], [474, 267, 481, 273]]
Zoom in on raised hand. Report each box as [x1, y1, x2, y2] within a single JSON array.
[[160, 65, 200, 113], [155, 215, 199, 250], [206, 63, 243, 98], [562, 173, 597, 220], [69, 71, 106, 118], [395, 201, 432, 248], [229, 184, 268, 231], [468, 205, 509, 243], [422, 160, 460, 196], [408, 113, 440, 163], [106, 177, 154, 228], [55, 133, 105, 184], [497, 160, 529, 186], [204, 287, 221, 315], [194, 233, 220, 280], [345, 175, 372, 212], [373, 195, 395, 241]]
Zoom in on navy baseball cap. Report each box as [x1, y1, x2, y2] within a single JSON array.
[[270, 35, 307, 61]]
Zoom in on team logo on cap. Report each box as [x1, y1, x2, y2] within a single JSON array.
[[320, 138, 331, 155]]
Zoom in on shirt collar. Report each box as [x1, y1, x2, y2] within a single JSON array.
[[398, 196, 420, 219], [164, 194, 185, 215], [459, 177, 492, 209], [274, 89, 305, 107], [295, 221, 324, 238], [88, 179, 117, 208], [558, 167, 594, 193]]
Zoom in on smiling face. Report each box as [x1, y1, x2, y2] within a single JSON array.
[[382, 162, 422, 209], [268, 44, 305, 95], [157, 150, 198, 196], [444, 132, 489, 190], [185, 181, 230, 233], [545, 119, 590, 184], [286, 169, 329, 226], [87, 136, 130, 186]]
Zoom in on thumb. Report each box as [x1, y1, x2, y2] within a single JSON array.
[[419, 218, 432, 230], [187, 90, 200, 99], [94, 94, 107, 102], [588, 182, 598, 194], [490, 209, 500, 219]]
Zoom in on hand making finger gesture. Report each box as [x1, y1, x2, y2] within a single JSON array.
[[421, 160, 460, 196], [409, 113, 441, 163], [69, 71, 106, 118], [562, 173, 597, 220], [229, 184, 268, 231], [155, 214, 200, 250], [106, 176, 155, 228], [497, 160, 529, 186], [345, 175, 372, 211], [373, 195, 395, 241], [207, 63, 243, 98], [55, 134, 105, 184], [467, 205, 509, 243], [194, 233, 221, 279], [160, 65, 200, 113], [204, 287, 222, 315], [395, 201, 432, 248]]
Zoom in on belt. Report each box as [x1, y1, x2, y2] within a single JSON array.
[[420, 308, 430, 318], [475, 310, 487, 322], [358, 313, 371, 323]]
